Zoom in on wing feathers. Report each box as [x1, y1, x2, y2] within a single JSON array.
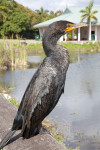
[[21, 69, 59, 137]]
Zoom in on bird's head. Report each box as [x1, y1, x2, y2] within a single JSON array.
[[43, 21, 87, 43], [42, 21, 87, 56], [65, 23, 87, 32]]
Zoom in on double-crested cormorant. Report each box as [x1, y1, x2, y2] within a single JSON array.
[[0, 21, 86, 149]]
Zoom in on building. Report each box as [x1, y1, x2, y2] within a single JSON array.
[[34, 6, 100, 41]]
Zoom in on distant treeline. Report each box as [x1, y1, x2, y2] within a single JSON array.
[[0, 0, 63, 39]]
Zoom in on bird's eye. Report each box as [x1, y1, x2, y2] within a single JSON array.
[[67, 24, 70, 27]]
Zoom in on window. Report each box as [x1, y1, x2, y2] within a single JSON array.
[[91, 31, 95, 34]]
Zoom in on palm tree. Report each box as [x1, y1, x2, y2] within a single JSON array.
[[35, 7, 49, 15], [80, 0, 98, 40], [35, 7, 49, 22]]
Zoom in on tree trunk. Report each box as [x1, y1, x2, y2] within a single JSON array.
[[89, 21, 91, 41]]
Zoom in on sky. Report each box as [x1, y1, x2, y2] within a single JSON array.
[[15, 0, 100, 12]]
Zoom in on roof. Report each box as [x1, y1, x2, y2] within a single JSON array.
[[34, 6, 100, 28]]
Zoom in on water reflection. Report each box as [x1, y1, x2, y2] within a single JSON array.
[[27, 56, 42, 63], [48, 53, 100, 149], [0, 53, 100, 149]]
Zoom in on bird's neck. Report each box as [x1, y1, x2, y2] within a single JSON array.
[[42, 36, 57, 57], [42, 29, 64, 57]]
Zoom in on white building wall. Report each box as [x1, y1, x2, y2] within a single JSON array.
[[80, 25, 100, 41], [91, 25, 100, 41], [39, 27, 47, 39], [80, 27, 88, 40], [91, 26, 95, 30], [97, 26, 100, 40], [59, 36, 63, 41]]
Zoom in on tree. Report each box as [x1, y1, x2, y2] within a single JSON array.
[[55, 10, 63, 16], [17, 3, 39, 28], [2, 8, 29, 37], [35, 7, 49, 22], [48, 10, 63, 19], [0, 0, 30, 38], [35, 7, 49, 15], [0, 0, 11, 22], [35, 7, 63, 23], [0, 0, 63, 39], [80, 0, 98, 40]]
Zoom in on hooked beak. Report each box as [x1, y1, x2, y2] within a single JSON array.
[[66, 23, 87, 32]]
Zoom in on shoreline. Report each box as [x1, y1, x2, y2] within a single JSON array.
[[0, 49, 100, 71]]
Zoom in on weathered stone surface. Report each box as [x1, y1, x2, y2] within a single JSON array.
[[0, 95, 66, 150]]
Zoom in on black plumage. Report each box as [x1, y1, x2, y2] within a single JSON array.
[[0, 20, 70, 149]]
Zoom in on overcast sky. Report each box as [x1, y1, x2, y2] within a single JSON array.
[[15, 0, 100, 12]]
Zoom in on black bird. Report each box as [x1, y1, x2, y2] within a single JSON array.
[[0, 21, 86, 149]]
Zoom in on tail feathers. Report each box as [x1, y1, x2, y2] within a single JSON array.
[[0, 129, 16, 149]]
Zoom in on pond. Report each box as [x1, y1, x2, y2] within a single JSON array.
[[0, 53, 100, 150]]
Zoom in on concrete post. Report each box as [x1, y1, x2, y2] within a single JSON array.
[[95, 25, 97, 41], [39, 28, 43, 39], [65, 33, 68, 41], [78, 28, 80, 41]]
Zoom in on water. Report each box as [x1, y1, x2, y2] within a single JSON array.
[[0, 53, 100, 149]]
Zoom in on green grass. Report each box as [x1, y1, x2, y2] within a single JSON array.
[[61, 41, 100, 52], [25, 41, 100, 55], [26, 43, 43, 51], [8, 97, 20, 108]]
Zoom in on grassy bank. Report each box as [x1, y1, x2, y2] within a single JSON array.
[[26, 41, 100, 52], [26, 41, 100, 53], [61, 41, 100, 53], [0, 40, 100, 70]]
